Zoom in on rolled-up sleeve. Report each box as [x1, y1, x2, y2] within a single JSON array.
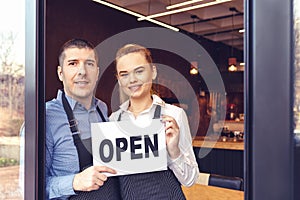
[[167, 108, 199, 187]]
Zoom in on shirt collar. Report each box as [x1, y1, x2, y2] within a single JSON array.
[[152, 94, 166, 107], [119, 94, 166, 112], [57, 89, 97, 111]]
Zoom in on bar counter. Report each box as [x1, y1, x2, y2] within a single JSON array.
[[192, 136, 244, 151], [192, 136, 244, 179]]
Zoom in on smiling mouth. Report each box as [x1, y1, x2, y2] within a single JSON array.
[[128, 85, 141, 92], [75, 81, 89, 86]]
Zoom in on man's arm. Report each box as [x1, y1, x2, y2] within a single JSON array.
[[45, 128, 77, 199], [45, 126, 117, 198], [46, 174, 76, 199]]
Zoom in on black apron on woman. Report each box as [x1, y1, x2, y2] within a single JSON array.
[[117, 105, 186, 200], [61, 91, 121, 200]]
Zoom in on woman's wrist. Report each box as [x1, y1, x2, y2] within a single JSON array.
[[168, 147, 181, 159]]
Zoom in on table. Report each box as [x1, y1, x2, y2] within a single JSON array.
[[182, 184, 244, 200]]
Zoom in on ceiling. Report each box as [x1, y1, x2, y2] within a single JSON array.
[[103, 0, 244, 50]]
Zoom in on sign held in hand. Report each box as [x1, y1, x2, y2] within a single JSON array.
[[91, 119, 167, 176]]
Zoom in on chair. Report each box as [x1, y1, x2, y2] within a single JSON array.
[[196, 173, 244, 191]]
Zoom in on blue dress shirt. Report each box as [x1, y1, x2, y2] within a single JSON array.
[[45, 90, 108, 199]]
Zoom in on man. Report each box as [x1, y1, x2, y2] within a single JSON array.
[[45, 39, 120, 199]]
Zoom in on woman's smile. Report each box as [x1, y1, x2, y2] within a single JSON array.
[[128, 84, 142, 92]]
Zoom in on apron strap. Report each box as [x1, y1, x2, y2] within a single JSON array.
[[96, 106, 106, 122], [61, 90, 79, 133], [61, 90, 106, 171], [153, 105, 161, 119]]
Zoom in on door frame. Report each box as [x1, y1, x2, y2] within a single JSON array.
[[245, 0, 294, 199], [25, 0, 45, 199]]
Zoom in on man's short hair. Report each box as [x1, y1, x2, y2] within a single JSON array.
[[58, 38, 99, 66]]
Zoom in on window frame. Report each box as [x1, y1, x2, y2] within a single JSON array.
[[25, 0, 45, 199]]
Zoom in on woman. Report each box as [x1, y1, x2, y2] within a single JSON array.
[[110, 44, 199, 199]]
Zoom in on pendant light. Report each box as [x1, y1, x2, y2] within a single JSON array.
[[190, 62, 199, 75], [228, 7, 237, 72], [190, 15, 199, 75]]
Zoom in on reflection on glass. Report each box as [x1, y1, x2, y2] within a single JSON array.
[[294, 0, 300, 200], [0, 0, 25, 199], [294, 0, 300, 138]]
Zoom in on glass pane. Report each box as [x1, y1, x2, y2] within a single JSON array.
[[0, 0, 25, 199], [294, 0, 300, 199], [294, 0, 300, 135]]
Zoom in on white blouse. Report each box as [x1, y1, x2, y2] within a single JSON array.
[[109, 95, 199, 187]]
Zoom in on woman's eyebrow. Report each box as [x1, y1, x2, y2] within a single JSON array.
[[118, 66, 146, 74]]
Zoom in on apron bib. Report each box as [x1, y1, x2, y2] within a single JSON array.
[[117, 105, 186, 200], [61, 91, 121, 200]]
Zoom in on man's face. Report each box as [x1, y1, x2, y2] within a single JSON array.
[[57, 47, 99, 104]]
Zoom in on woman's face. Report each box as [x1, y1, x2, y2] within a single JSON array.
[[116, 52, 156, 100]]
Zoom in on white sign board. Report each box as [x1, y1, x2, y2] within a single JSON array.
[[91, 119, 167, 176]]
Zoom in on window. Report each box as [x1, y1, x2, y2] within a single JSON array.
[[294, 0, 300, 199], [0, 0, 25, 199]]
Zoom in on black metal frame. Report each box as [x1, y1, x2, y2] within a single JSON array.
[[25, 0, 45, 199], [245, 0, 294, 199]]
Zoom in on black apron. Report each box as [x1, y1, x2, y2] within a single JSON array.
[[117, 105, 186, 200], [61, 91, 121, 200]]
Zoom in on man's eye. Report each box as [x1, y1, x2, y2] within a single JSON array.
[[120, 73, 128, 77], [86, 62, 95, 67], [136, 69, 144, 74], [68, 62, 77, 66]]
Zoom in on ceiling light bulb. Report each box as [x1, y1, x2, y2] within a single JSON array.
[[228, 64, 237, 72], [190, 67, 198, 75]]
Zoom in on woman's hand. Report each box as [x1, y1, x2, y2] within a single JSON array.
[[161, 115, 181, 159]]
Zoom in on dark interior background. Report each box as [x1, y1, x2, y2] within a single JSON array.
[[46, 0, 243, 136]]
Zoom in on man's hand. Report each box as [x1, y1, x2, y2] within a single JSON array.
[[73, 166, 116, 191], [161, 115, 181, 159]]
